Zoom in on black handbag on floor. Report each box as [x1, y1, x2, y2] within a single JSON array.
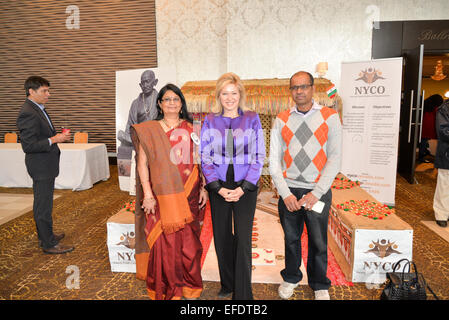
[[381, 258, 439, 300]]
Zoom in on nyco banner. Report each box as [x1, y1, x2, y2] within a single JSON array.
[[339, 58, 403, 206]]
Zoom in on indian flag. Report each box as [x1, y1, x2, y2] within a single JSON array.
[[327, 84, 337, 99]]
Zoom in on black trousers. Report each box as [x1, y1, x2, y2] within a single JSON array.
[[208, 179, 258, 300], [32, 178, 58, 249], [278, 187, 332, 291]]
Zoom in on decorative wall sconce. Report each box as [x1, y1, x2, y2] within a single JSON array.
[[316, 62, 328, 78]]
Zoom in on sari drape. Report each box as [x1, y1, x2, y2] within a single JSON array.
[[131, 120, 203, 300]]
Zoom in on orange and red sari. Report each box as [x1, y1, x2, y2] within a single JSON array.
[[131, 120, 203, 300]]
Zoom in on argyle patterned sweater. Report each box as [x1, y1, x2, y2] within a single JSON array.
[[269, 102, 342, 200]]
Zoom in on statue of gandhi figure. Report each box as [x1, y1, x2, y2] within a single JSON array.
[[118, 70, 159, 146], [117, 70, 158, 175]]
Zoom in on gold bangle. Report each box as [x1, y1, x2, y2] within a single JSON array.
[[144, 196, 155, 201]]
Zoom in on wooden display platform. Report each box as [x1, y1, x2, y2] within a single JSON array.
[[107, 207, 134, 224], [328, 174, 413, 283], [256, 174, 413, 283], [256, 191, 279, 216]]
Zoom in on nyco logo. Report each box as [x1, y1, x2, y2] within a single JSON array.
[[354, 67, 386, 95], [365, 239, 401, 258], [116, 232, 136, 262], [116, 232, 135, 249]]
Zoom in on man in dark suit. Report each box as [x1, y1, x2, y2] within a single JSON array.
[[17, 76, 75, 254]]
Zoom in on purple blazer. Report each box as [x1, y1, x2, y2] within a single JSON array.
[[200, 109, 265, 192]]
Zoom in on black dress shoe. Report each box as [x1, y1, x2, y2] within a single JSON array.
[[38, 233, 65, 248], [217, 288, 233, 298], [436, 220, 448, 227], [42, 243, 74, 254]]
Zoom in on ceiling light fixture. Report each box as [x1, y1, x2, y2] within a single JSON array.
[[431, 60, 446, 81]]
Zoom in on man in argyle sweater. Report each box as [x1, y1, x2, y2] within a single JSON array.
[[269, 71, 342, 300]]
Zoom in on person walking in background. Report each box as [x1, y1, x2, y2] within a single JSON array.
[[131, 83, 207, 300], [418, 94, 443, 163], [269, 71, 342, 300], [200, 72, 265, 300], [433, 98, 449, 228], [16, 76, 74, 254]]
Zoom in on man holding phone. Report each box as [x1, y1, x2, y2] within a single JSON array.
[[269, 71, 342, 300], [17, 76, 74, 254]]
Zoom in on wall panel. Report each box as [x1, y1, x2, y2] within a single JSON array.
[[0, 0, 157, 152]]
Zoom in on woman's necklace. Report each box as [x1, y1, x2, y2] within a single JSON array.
[[162, 118, 181, 130]]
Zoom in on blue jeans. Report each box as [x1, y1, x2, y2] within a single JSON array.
[[278, 187, 332, 291]]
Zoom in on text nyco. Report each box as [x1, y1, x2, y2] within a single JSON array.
[[354, 85, 386, 95]]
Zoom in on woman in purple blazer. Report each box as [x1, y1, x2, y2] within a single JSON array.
[[200, 72, 265, 300]]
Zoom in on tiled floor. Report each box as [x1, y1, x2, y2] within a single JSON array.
[[0, 193, 60, 226]]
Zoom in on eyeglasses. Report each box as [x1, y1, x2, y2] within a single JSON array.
[[289, 84, 312, 91], [161, 97, 181, 103]]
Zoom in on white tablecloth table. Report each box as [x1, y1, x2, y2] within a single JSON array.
[[0, 143, 110, 191]]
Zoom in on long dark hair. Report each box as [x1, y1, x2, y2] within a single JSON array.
[[156, 83, 193, 123], [424, 94, 444, 113]]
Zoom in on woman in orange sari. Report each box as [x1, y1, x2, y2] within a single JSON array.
[[131, 83, 207, 300]]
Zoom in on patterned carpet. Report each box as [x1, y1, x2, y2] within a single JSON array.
[[0, 165, 447, 300]]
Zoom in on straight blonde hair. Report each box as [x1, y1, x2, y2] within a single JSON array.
[[214, 72, 251, 114]]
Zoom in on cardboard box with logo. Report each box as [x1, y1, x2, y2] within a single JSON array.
[[106, 208, 136, 273], [328, 174, 413, 283]]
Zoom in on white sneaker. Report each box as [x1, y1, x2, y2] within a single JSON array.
[[278, 281, 299, 300], [314, 290, 330, 300]]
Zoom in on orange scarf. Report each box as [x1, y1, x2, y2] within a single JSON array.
[[131, 121, 193, 234]]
